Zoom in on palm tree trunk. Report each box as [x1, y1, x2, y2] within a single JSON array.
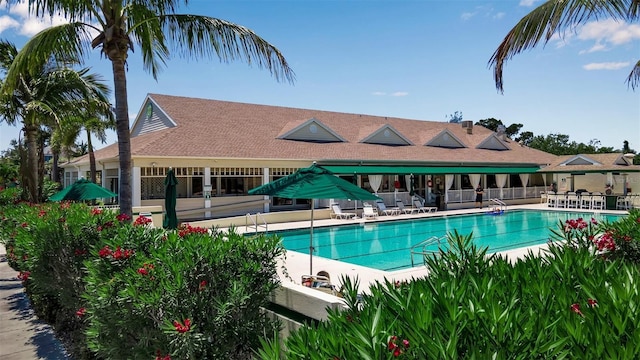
[[87, 130, 97, 183], [52, 150, 60, 183], [24, 124, 39, 203], [111, 58, 132, 217]]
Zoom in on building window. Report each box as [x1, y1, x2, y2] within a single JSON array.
[[141, 167, 204, 199], [209, 167, 264, 197], [84, 171, 102, 184]]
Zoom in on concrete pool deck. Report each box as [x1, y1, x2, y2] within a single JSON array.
[[227, 203, 629, 294]]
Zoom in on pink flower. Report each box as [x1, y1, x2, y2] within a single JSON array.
[[76, 308, 86, 317], [116, 213, 131, 222], [173, 318, 191, 333], [588, 298, 598, 307], [137, 268, 148, 276], [570, 303, 584, 317], [91, 208, 102, 215]]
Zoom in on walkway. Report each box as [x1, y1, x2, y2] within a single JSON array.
[[0, 243, 70, 360]]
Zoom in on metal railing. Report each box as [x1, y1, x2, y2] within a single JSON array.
[[245, 212, 268, 234], [410, 235, 447, 267], [489, 198, 507, 212]]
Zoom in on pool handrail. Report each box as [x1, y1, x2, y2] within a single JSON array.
[[410, 235, 447, 267]]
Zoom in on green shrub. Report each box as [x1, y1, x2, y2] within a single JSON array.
[[260, 224, 640, 359], [83, 225, 285, 359], [0, 202, 120, 358]]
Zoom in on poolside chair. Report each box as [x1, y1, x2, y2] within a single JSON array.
[[591, 195, 605, 210], [301, 273, 338, 295], [375, 200, 400, 216], [413, 199, 437, 213], [362, 204, 379, 219], [396, 200, 419, 214], [580, 194, 593, 209], [616, 195, 632, 210], [330, 204, 356, 220], [566, 192, 579, 209]]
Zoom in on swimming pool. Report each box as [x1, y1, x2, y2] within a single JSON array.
[[275, 210, 622, 271]]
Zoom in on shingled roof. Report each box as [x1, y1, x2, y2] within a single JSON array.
[[539, 153, 640, 173], [71, 93, 559, 166]]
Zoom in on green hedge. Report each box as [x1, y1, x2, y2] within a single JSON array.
[[0, 201, 285, 359], [258, 212, 640, 359]]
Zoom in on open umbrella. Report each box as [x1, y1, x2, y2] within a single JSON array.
[[248, 162, 380, 274], [163, 168, 179, 230], [49, 178, 117, 201]]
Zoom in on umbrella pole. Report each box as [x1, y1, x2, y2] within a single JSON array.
[[309, 200, 314, 275]]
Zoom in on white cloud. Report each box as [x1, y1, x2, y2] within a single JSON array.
[[493, 12, 505, 20], [0, 15, 19, 34], [461, 12, 475, 21], [578, 19, 640, 52], [519, 0, 541, 6], [391, 92, 408, 97], [0, 0, 70, 36], [579, 42, 607, 54], [583, 62, 630, 70]]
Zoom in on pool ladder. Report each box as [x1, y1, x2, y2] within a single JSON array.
[[489, 198, 507, 212], [410, 235, 447, 267], [245, 212, 268, 234]]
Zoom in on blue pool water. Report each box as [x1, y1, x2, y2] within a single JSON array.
[[275, 210, 622, 271]]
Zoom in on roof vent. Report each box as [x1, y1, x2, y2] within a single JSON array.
[[461, 120, 473, 134]]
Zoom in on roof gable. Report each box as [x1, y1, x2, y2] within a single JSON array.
[[131, 97, 176, 137], [425, 129, 466, 148], [360, 124, 413, 146], [277, 118, 346, 143], [476, 134, 510, 151], [561, 155, 602, 166]]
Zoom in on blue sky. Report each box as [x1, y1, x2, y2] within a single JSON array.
[[0, 0, 638, 153]]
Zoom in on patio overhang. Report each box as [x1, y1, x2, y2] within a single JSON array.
[[322, 165, 540, 175]]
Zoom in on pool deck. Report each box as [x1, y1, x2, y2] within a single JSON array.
[[228, 203, 628, 294]]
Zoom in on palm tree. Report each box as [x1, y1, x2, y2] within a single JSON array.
[[490, 0, 640, 92], [54, 104, 115, 184], [0, 41, 113, 202], [3, 1, 295, 217]]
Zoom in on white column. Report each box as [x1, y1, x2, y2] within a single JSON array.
[[263, 168, 270, 213], [132, 166, 141, 207], [204, 167, 211, 218]]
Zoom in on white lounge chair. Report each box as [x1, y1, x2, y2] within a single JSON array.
[[396, 200, 419, 214], [362, 205, 378, 219], [413, 199, 437, 213], [375, 200, 400, 216], [330, 204, 356, 219]]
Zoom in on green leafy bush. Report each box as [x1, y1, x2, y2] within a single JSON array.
[[260, 219, 640, 359], [1, 203, 285, 359], [0, 202, 120, 358], [83, 225, 284, 359]]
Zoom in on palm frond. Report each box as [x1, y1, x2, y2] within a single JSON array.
[[489, 0, 634, 92], [129, 13, 295, 83], [626, 60, 640, 89], [4, 22, 95, 93], [19, 0, 95, 23]]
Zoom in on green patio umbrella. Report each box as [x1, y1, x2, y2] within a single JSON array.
[[409, 174, 415, 196], [163, 168, 179, 230], [248, 162, 380, 274], [49, 178, 117, 201]]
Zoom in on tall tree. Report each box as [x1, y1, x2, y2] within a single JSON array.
[[3, 0, 295, 216], [475, 118, 523, 138], [0, 41, 110, 202], [489, 0, 640, 92]]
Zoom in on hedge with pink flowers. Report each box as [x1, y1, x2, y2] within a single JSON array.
[[0, 200, 284, 359]]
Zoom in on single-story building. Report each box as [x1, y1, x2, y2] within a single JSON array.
[[61, 94, 639, 220]]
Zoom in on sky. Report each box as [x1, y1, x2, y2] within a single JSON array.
[[0, 0, 638, 153]]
